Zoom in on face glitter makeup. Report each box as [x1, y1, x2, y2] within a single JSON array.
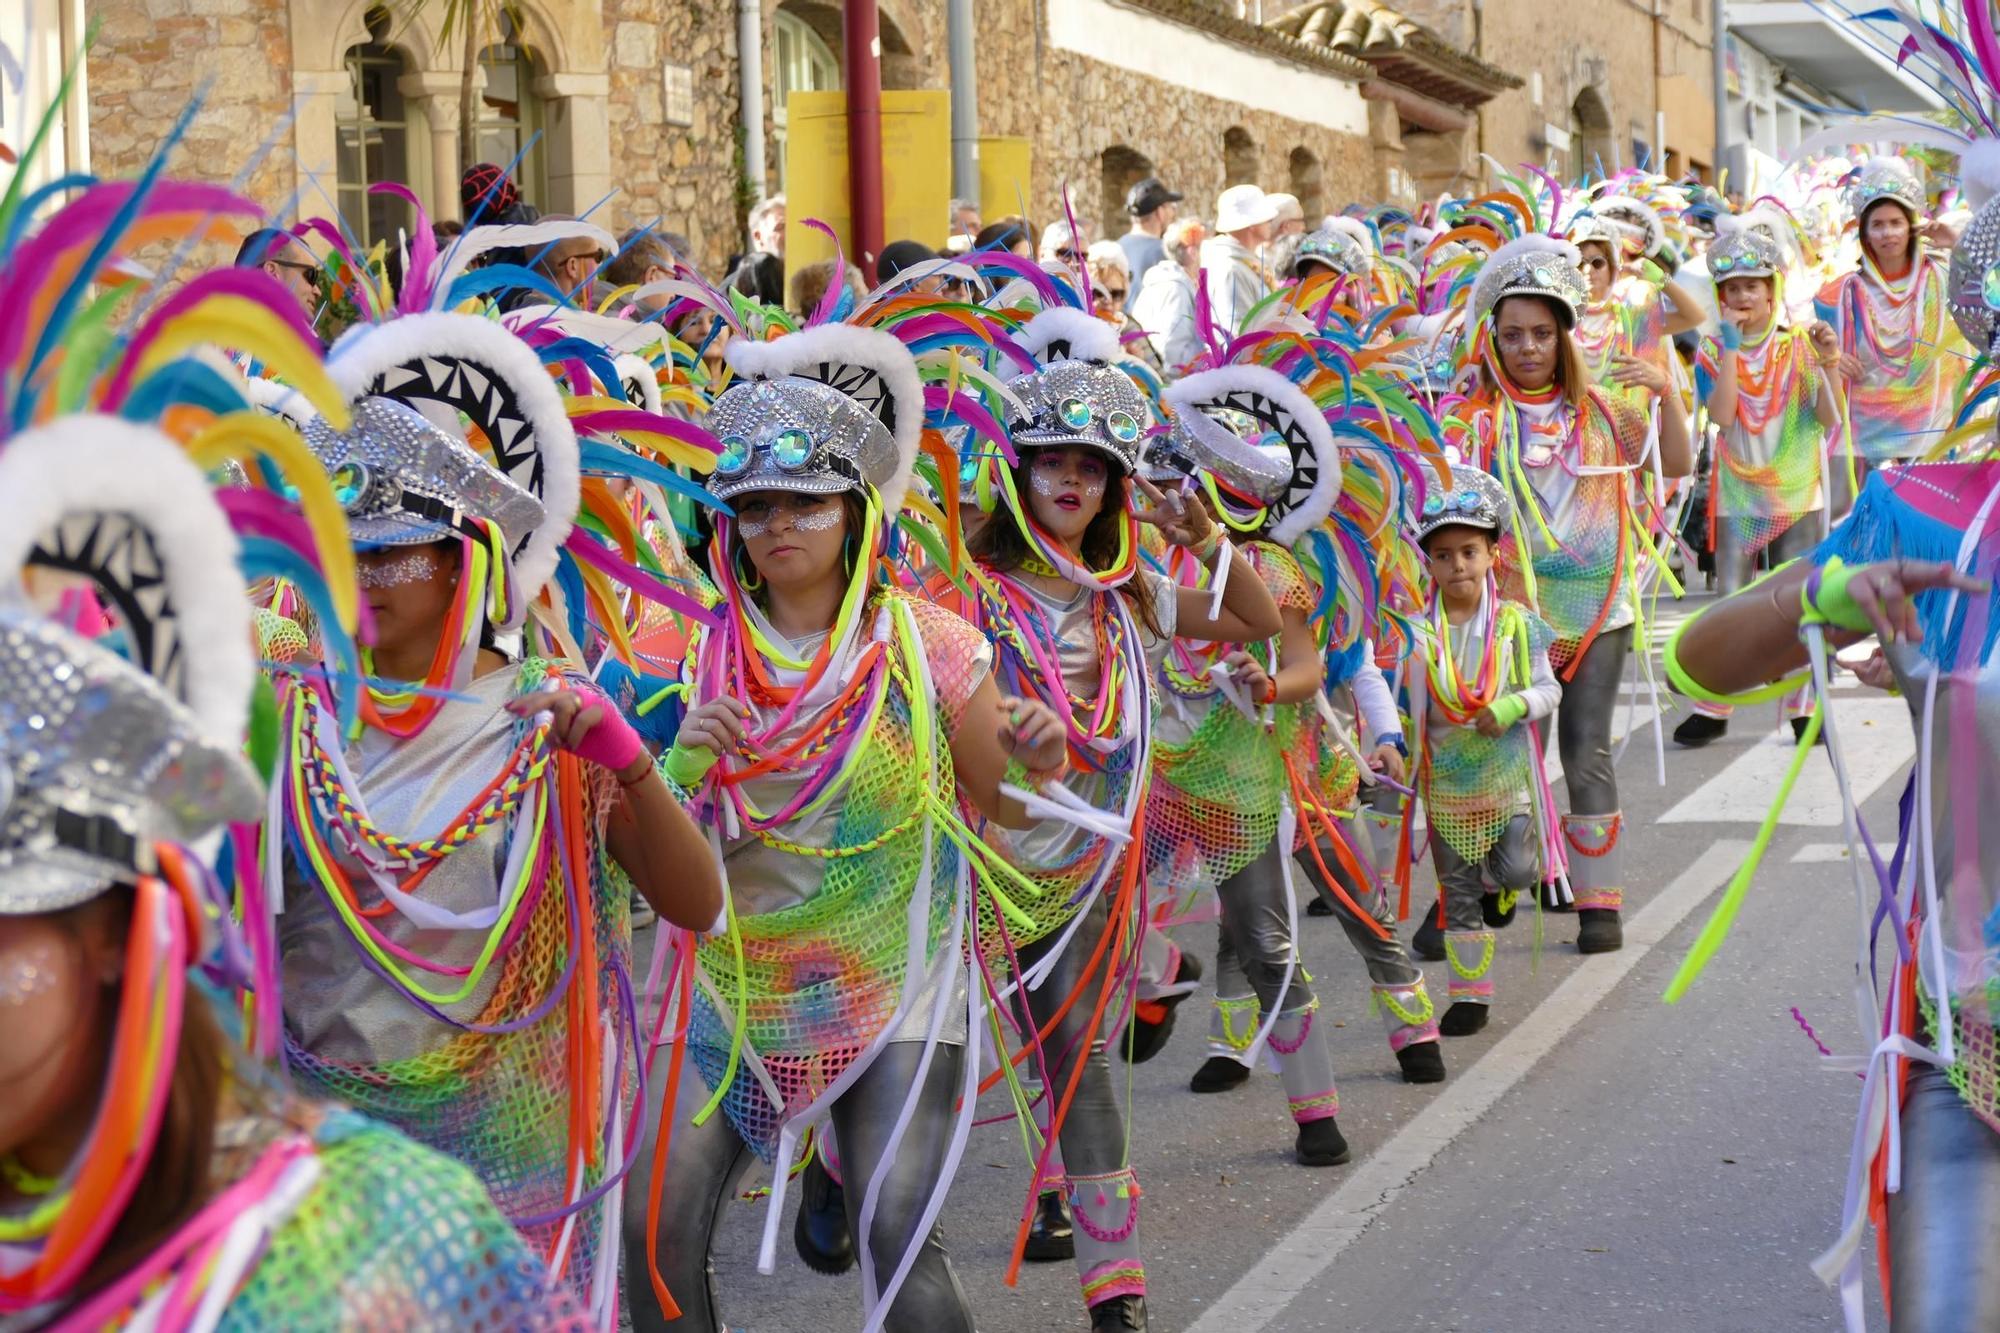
[[787, 504, 843, 532], [736, 517, 771, 538], [0, 944, 59, 1008], [358, 549, 443, 589]]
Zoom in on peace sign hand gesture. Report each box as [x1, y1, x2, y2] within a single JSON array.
[[1129, 474, 1216, 550]]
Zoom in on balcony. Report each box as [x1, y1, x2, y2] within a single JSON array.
[[1727, 2, 1948, 112]]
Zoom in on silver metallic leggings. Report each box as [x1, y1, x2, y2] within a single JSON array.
[[1696, 521, 1822, 721], [1554, 622, 1631, 819], [620, 1039, 974, 1332], [1888, 1065, 2000, 1331]]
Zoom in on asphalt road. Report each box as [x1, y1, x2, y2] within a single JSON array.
[[686, 593, 1897, 1332]]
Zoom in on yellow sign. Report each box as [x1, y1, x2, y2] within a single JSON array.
[[784, 89, 953, 288], [977, 136, 1034, 225]]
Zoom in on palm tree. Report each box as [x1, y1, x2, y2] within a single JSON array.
[[389, 1, 523, 184]]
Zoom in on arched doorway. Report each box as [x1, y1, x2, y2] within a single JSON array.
[[336, 8, 415, 247], [1288, 146, 1323, 226], [1100, 145, 1155, 245], [476, 12, 547, 206], [1569, 86, 1616, 180], [1224, 126, 1258, 188], [773, 5, 840, 192]]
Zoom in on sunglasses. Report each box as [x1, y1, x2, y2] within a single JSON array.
[[1054, 247, 1078, 262], [1096, 287, 1129, 304], [267, 258, 320, 280]]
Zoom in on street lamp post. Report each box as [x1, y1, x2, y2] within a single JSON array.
[[1712, 0, 1730, 185]]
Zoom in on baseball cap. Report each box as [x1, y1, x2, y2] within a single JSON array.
[[1125, 177, 1184, 216]]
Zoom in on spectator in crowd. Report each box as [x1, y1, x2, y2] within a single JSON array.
[[1087, 239, 1160, 372], [234, 226, 320, 319], [1134, 216, 1208, 370], [728, 194, 787, 306], [460, 162, 538, 226], [882, 238, 980, 302], [1203, 184, 1278, 334], [603, 228, 685, 315], [788, 257, 864, 317], [948, 198, 981, 247], [1267, 192, 1307, 239], [1118, 176, 1183, 313], [974, 215, 1035, 258], [432, 218, 464, 249], [1040, 218, 1088, 267], [530, 215, 607, 309]]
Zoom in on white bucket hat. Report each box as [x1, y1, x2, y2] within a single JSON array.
[[1215, 185, 1279, 235]]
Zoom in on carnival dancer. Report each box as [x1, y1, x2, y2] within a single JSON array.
[[0, 428, 591, 1331], [1453, 234, 1692, 954], [1566, 199, 1705, 409], [954, 306, 1283, 1332], [1408, 469, 1561, 1032], [618, 316, 1075, 1332], [1663, 487, 1996, 1329], [1139, 364, 1397, 1134], [1818, 157, 1963, 505], [1673, 224, 1844, 747], [271, 308, 723, 1320]]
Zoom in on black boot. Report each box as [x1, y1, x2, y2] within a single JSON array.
[[1395, 1039, 1447, 1084], [1190, 1054, 1251, 1093], [1480, 888, 1518, 928], [1295, 1115, 1352, 1166], [1305, 894, 1335, 916], [1411, 899, 1445, 960], [1021, 1187, 1074, 1262], [1674, 712, 1728, 748], [1438, 1001, 1489, 1036], [1123, 951, 1203, 1064], [792, 1154, 855, 1275], [1539, 880, 1575, 913], [1576, 908, 1624, 954], [1089, 1294, 1149, 1332], [1790, 715, 1825, 746]]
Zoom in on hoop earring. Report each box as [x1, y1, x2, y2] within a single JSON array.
[[733, 543, 763, 592], [843, 533, 856, 577]]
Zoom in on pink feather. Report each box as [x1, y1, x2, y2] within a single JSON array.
[[370, 183, 438, 313]]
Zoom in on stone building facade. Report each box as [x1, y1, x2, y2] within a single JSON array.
[[46, 0, 1695, 281]]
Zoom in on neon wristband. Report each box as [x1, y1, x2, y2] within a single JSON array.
[[1662, 563, 1815, 706], [1800, 557, 1873, 633], [1486, 694, 1529, 730], [662, 740, 718, 787], [1719, 322, 1742, 351]]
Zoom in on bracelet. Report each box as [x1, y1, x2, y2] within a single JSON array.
[[617, 757, 655, 789], [1719, 322, 1742, 351], [1800, 557, 1875, 633], [662, 739, 718, 787], [1004, 754, 1069, 790], [1188, 523, 1221, 562], [1261, 675, 1278, 706], [1662, 563, 1815, 706]]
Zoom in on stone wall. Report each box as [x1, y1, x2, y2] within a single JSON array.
[[78, 0, 1397, 278], [605, 0, 743, 276], [88, 0, 295, 226]]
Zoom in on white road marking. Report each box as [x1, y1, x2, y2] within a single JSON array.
[[1790, 843, 1854, 863], [1185, 840, 1753, 1333], [1658, 697, 1913, 826]]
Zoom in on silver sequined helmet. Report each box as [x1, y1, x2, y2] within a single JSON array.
[[1707, 224, 1784, 283], [0, 422, 263, 914], [706, 323, 923, 514], [322, 310, 582, 627], [1592, 195, 1665, 257], [1948, 191, 2000, 352], [1847, 158, 1924, 224], [1414, 465, 1512, 545], [1160, 364, 1342, 547], [1000, 307, 1150, 474], [1469, 236, 1589, 330], [305, 396, 547, 553], [1291, 222, 1371, 280]]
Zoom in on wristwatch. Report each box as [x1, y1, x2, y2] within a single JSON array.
[[1374, 731, 1408, 758]]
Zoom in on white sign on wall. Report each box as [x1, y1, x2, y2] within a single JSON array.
[[663, 63, 694, 127]]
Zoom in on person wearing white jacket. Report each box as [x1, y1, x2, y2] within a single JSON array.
[[1200, 185, 1278, 335], [1132, 218, 1208, 371]]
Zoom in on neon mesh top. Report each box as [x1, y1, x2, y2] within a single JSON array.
[[1818, 251, 1962, 464]]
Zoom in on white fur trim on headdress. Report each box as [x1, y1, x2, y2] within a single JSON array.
[[0, 418, 251, 746], [1591, 195, 1665, 254], [725, 322, 925, 516], [326, 311, 579, 622], [1469, 235, 1584, 329], [1164, 364, 1343, 547], [1326, 216, 1375, 253], [614, 353, 663, 416], [503, 304, 671, 358], [241, 374, 317, 433], [430, 219, 620, 310], [1002, 307, 1124, 379]]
